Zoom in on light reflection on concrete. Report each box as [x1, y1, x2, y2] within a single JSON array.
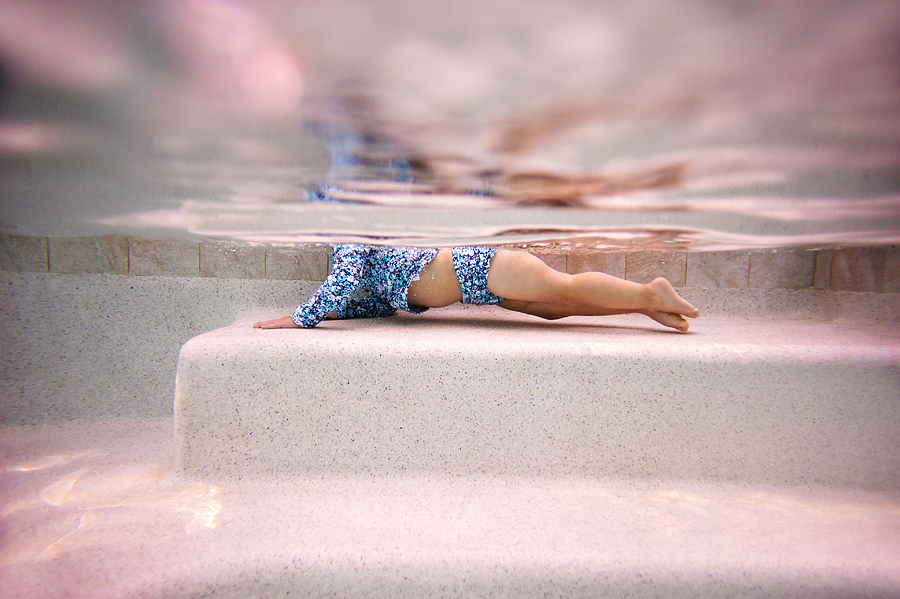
[[2, 478, 222, 566], [8, 452, 90, 473], [34, 465, 223, 533], [1, 440, 223, 568], [1, 421, 898, 596], [34, 510, 98, 563]]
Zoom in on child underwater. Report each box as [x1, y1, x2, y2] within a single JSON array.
[[253, 241, 699, 331], [255, 125, 699, 332]]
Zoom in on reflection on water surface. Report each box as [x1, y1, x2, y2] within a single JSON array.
[[0, 0, 897, 250]]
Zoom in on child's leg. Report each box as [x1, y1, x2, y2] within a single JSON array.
[[499, 299, 691, 331], [486, 250, 699, 318]]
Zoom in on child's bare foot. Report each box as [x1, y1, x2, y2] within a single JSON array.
[[643, 309, 690, 332], [647, 278, 700, 318]]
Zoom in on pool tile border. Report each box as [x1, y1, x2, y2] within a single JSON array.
[[749, 249, 816, 290], [830, 247, 890, 293], [625, 251, 688, 286], [686, 251, 750, 288], [199, 241, 267, 279], [48, 235, 129, 275], [0, 234, 48, 273], [130, 239, 201, 277], [0, 233, 895, 293]]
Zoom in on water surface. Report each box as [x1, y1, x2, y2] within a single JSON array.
[[1, 0, 898, 250]]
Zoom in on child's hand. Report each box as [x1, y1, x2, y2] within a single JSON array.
[[252, 316, 300, 329]]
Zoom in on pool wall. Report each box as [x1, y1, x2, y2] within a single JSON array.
[[1, 233, 897, 425], [0, 236, 330, 424]]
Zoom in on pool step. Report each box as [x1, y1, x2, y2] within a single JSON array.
[[4, 418, 899, 598], [174, 295, 900, 489]]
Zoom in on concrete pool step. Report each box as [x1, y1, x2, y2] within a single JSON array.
[[174, 291, 900, 489], [3, 419, 899, 597]]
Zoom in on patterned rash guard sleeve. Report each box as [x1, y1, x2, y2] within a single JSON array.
[[291, 245, 367, 328], [334, 296, 396, 319]]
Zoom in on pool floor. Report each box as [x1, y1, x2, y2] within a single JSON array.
[[2, 416, 899, 598]]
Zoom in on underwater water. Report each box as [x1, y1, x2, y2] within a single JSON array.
[[1, 0, 898, 250]]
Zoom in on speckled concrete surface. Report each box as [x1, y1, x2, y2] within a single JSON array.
[[2, 418, 899, 599], [175, 303, 900, 488], [0, 273, 321, 423]]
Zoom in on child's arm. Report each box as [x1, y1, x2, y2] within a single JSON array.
[[290, 245, 369, 328], [253, 245, 370, 330], [333, 296, 396, 319], [254, 290, 395, 329]]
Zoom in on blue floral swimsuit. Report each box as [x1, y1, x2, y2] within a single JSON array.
[[291, 244, 503, 328]]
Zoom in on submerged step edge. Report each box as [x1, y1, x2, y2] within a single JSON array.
[[174, 305, 900, 488]]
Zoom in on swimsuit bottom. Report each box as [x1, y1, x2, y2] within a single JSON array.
[[451, 247, 504, 305]]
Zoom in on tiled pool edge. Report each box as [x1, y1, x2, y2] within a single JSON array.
[[0, 234, 333, 281], [2, 233, 897, 292]]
